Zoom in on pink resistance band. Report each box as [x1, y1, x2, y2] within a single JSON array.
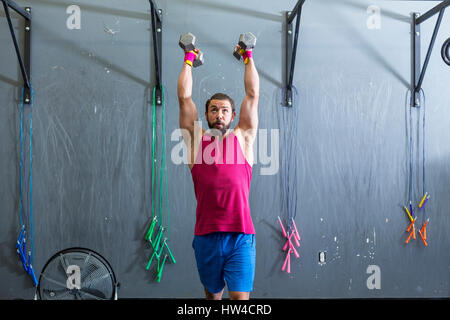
[[282, 249, 291, 273], [278, 218, 301, 274], [184, 51, 197, 67], [242, 50, 252, 64]]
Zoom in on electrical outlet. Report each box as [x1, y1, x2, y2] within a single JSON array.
[[319, 251, 326, 264]]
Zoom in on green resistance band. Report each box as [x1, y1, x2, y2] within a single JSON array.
[[144, 85, 175, 281], [152, 85, 170, 232]]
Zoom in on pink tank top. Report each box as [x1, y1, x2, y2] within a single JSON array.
[[190, 131, 255, 236]]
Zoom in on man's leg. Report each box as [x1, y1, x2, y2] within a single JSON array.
[[204, 287, 224, 300], [223, 234, 256, 299], [229, 291, 250, 300], [192, 233, 226, 299]]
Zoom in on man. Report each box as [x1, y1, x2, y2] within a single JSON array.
[[177, 41, 259, 300]]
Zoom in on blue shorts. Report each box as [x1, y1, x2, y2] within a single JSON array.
[[192, 232, 256, 293]]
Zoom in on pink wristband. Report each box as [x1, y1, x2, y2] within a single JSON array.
[[242, 50, 253, 64], [184, 51, 196, 66]]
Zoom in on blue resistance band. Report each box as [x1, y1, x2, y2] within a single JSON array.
[[406, 88, 427, 221], [16, 86, 38, 287], [420, 88, 426, 220]]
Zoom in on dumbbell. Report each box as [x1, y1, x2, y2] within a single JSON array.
[[233, 32, 257, 60], [179, 32, 204, 67]]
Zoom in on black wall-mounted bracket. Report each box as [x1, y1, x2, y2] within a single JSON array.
[[411, 0, 449, 108], [149, 0, 162, 106], [1, 0, 32, 104], [284, 0, 305, 107]]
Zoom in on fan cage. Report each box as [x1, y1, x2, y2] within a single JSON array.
[[36, 247, 118, 300]]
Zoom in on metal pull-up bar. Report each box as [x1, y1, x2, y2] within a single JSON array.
[[1, 0, 32, 103], [411, 0, 450, 107], [284, 0, 305, 107]]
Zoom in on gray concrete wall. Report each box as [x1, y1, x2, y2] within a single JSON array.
[[0, 0, 449, 298]]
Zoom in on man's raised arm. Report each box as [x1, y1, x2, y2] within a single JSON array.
[[178, 52, 199, 134], [237, 48, 260, 132]]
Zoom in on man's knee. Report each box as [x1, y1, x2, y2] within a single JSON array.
[[229, 291, 250, 300], [204, 287, 224, 300]]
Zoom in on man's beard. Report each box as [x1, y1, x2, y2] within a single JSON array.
[[207, 120, 230, 135]]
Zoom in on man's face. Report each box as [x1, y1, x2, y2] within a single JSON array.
[[205, 99, 235, 135]]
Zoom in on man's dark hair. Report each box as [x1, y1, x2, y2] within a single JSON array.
[[205, 93, 235, 113]]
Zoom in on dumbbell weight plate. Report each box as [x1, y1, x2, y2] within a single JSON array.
[[238, 32, 257, 51], [179, 32, 196, 52], [193, 51, 204, 67], [233, 47, 243, 60]]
